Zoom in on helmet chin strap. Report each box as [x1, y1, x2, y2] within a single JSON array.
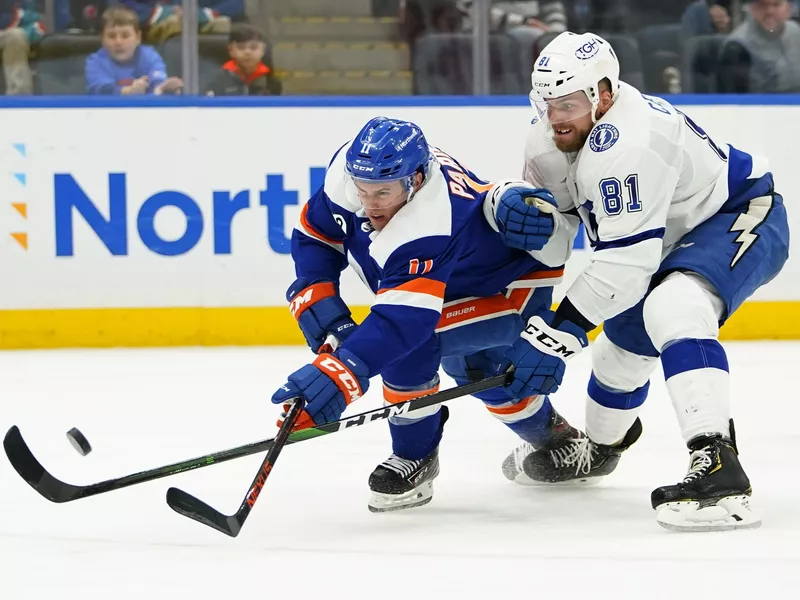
[[587, 88, 601, 125], [589, 84, 619, 124]]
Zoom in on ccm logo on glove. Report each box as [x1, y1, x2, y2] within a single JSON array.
[[314, 354, 363, 402], [520, 316, 585, 360], [289, 282, 336, 319]]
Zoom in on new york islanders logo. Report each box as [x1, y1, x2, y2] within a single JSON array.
[[589, 123, 620, 153]]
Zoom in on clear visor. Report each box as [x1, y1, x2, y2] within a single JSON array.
[[350, 174, 413, 214], [529, 89, 595, 129]]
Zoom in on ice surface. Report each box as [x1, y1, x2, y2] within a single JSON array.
[[1, 343, 799, 599]]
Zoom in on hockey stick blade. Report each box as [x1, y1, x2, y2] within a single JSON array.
[[164, 375, 510, 537], [3, 426, 85, 503], [3, 424, 277, 504], [166, 488, 243, 536], [4, 374, 509, 505], [166, 399, 305, 537]]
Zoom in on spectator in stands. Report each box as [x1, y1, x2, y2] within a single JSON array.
[[205, 23, 281, 96], [455, 1, 567, 34], [572, 0, 629, 33], [85, 6, 183, 94], [626, 0, 694, 30], [120, 0, 242, 44], [719, 0, 800, 92], [681, 0, 736, 41], [0, 1, 44, 94], [55, 0, 106, 32]]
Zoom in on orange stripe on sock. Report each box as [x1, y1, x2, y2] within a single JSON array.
[[485, 395, 538, 416], [383, 383, 440, 405]]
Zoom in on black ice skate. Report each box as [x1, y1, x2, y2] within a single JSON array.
[[651, 420, 760, 532], [367, 406, 448, 513], [505, 417, 642, 485], [502, 409, 589, 484]]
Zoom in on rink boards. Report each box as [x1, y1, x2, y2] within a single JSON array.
[[0, 95, 796, 348]]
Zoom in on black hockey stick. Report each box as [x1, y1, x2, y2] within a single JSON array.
[[4, 373, 509, 505], [166, 399, 304, 537]]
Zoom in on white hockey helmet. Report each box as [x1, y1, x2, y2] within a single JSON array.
[[530, 32, 620, 124]]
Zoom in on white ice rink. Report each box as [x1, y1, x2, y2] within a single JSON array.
[[2, 342, 799, 599]]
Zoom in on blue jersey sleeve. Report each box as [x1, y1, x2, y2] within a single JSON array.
[[341, 235, 460, 378], [291, 185, 349, 284], [139, 46, 168, 89], [85, 52, 119, 95]]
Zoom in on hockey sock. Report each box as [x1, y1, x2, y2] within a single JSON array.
[[661, 338, 731, 442], [486, 394, 554, 446], [585, 373, 648, 445], [388, 410, 444, 461]]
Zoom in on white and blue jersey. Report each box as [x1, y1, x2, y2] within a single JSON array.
[[523, 81, 789, 355]]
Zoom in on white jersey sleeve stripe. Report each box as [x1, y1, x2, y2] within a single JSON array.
[[595, 227, 666, 251], [372, 289, 444, 313]]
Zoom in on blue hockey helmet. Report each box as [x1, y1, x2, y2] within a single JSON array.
[[345, 117, 431, 193]]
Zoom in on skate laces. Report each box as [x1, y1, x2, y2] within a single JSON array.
[[513, 442, 536, 471], [683, 447, 714, 483], [549, 437, 597, 475], [383, 454, 421, 478]]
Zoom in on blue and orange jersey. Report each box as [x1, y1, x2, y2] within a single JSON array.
[[291, 144, 564, 378]]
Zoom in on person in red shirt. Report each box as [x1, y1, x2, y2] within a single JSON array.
[[206, 23, 281, 96]]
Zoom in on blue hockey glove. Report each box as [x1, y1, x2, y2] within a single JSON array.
[[504, 312, 588, 399], [287, 278, 358, 353], [494, 184, 557, 251], [272, 348, 371, 430]]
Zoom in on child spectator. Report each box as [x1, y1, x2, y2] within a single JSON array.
[[85, 6, 183, 95], [121, 0, 241, 44], [205, 24, 281, 96], [0, 0, 45, 94]]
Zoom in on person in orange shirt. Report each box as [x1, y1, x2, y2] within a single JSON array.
[[206, 24, 281, 96]]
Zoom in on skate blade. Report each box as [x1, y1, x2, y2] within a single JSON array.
[[368, 482, 433, 513], [511, 471, 604, 487], [655, 496, 762, 532]]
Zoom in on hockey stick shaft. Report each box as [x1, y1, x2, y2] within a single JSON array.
[[166, 399, 305, 536], [4, 374, 509, 503]]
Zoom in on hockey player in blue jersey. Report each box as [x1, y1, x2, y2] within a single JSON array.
[[271, 116, 584, 512], [491, 32, 790, 531]]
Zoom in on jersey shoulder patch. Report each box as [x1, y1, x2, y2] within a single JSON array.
[[588, 123, 620, 153]]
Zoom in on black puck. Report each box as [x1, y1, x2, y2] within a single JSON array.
[[66, 427, 92, 456]]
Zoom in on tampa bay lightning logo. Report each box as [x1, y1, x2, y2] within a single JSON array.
[[589, 123, 619, 153]]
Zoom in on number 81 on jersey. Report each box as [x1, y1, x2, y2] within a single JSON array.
[[599, 174, 641, 215]]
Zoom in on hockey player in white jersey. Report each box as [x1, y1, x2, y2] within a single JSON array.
[[489, 32, 790, 531]]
